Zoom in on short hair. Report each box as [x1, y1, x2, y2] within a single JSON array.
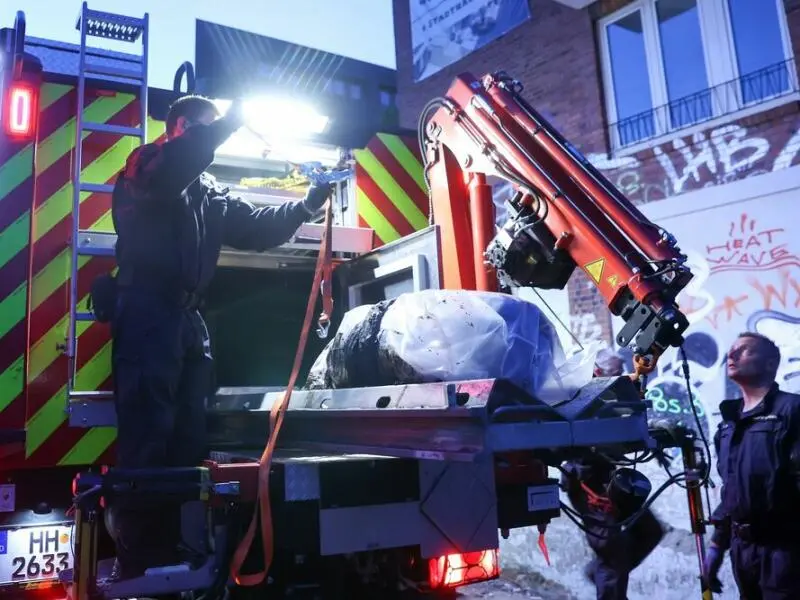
[[736, 331, 781, 367], [166, 95, 219, 136]]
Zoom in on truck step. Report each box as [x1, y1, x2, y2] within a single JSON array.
[[79, 182, 115, 194], [82, 122, 143, 138], [76, 230, 116, 257], [69, 390, 114, 401], [94, 556, 216, 599]]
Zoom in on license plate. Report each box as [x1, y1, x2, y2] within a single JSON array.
[[0, 525, 73, 585]]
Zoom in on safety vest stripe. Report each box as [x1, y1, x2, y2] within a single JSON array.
[[375, 133, 427, 197]]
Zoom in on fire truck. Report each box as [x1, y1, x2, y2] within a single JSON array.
[[0, 3, 712, 600]]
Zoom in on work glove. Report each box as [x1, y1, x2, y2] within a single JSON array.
[[303, 182, 333, 215], [702, 544, 724, 593]]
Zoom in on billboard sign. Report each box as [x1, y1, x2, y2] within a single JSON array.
[[409, 0, 532, 82]]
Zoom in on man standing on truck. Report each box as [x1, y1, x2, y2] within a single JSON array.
[[703, 332, 800, 599], [104, 95, 331, 581]]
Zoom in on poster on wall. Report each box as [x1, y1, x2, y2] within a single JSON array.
[[410, 0, 532, 82]]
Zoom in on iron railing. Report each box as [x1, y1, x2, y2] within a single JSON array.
[[610, 58, 798, 149]]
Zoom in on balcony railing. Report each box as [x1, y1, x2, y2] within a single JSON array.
[[609, 58, 798, 150]]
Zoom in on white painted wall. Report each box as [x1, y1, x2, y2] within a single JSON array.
[[612, 165, 800, 437]]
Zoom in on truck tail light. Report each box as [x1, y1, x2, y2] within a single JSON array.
[[4, 81, 37, 139], [428, 548, 500, 589]]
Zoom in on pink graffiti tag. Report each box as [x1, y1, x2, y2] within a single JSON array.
[[704, 212, 799, 275], [705, 271, 800, 329]]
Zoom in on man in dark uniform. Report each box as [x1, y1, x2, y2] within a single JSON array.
[[703, 332, 800, 599], [106, 95, 331, 579], [561, 349, 665, 600]]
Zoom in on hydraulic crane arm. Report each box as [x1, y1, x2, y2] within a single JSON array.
[[419, 71, 694, 360]]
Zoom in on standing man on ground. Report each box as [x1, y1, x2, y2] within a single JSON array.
[[106, 95, 331, 579], [704, 332, 800, 599], [561, 348, 665, 600]]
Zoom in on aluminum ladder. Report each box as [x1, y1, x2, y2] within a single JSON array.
[[66, 2, 149, 407]]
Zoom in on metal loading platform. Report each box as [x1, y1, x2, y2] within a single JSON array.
[[206, 376, 655, 462]]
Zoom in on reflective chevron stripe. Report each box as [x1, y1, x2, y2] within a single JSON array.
[[0, 82, 166, 469], [353, 133, 429, 246]]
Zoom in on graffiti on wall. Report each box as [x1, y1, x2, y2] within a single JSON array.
[[614, 207, 800, 444], [587, 123, 800, 204]]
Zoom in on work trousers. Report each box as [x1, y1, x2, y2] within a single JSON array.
[[586, 508, 664, 600], [106, 290, 213, 577], [730, 535, 800, 599]]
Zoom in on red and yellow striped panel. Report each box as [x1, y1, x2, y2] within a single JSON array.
[[7, 82, 166, 470], [0, 109, 36, 464], [353, 133, 430, 246]]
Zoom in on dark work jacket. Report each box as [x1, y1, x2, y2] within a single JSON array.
[[710, 384, 800, 549], [111, 114, 312, 298]]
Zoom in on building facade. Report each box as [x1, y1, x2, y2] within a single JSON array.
[[393, 0, 800, 419]]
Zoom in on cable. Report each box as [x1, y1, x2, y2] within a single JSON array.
[[563, 469, 688, 541], [678, 345, 716, 516]]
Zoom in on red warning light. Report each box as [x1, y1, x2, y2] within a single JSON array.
[[4, 82, 37, 139], [428, 548, 500, 589]]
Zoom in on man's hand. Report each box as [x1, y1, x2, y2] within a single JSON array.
[[225, 98, 247, 130], [702, 544, 724, 593], [303, 182, 333, 215]]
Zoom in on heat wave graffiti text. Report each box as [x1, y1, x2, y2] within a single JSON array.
[[704, 213, 800, 274]]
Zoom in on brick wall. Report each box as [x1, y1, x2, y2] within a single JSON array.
[[393, 0, 800, 349]]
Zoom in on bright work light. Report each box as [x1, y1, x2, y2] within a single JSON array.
[[214, 96, 329, 139]]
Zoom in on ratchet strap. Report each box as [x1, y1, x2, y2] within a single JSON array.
[[229, 197, 335, 586]]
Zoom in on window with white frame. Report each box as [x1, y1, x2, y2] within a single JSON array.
[[598, 0, 797, 149]]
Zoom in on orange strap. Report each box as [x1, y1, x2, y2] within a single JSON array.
[[228, 197, 335, 586], [580, 482, 613, 513], [316, 203, 334, 338]]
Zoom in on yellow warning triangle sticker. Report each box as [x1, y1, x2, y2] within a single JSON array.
[[584, 258, 605, 283], [607, 274, 619, 287]]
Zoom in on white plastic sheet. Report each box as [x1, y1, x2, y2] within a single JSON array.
[[306, 289, 598, 402]]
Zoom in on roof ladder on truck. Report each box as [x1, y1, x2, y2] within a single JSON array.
[[65, 2, 149, 409]]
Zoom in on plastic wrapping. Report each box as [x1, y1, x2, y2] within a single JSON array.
[[306, 289, 599, 402]]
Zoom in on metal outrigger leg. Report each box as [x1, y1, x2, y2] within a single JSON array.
[[64, 2, 149, 409]]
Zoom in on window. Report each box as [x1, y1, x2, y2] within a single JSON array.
[[379, 87, 397, 108], [598, 0, 797, 149]]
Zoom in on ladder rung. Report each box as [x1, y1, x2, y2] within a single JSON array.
[[69, 390, 114, 401], [79, 182, 115, 194], [82, 122, 143, 137], [76, 230, 117, 256], [84, 61, 144, 81], [76, 312, 96, 322]]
